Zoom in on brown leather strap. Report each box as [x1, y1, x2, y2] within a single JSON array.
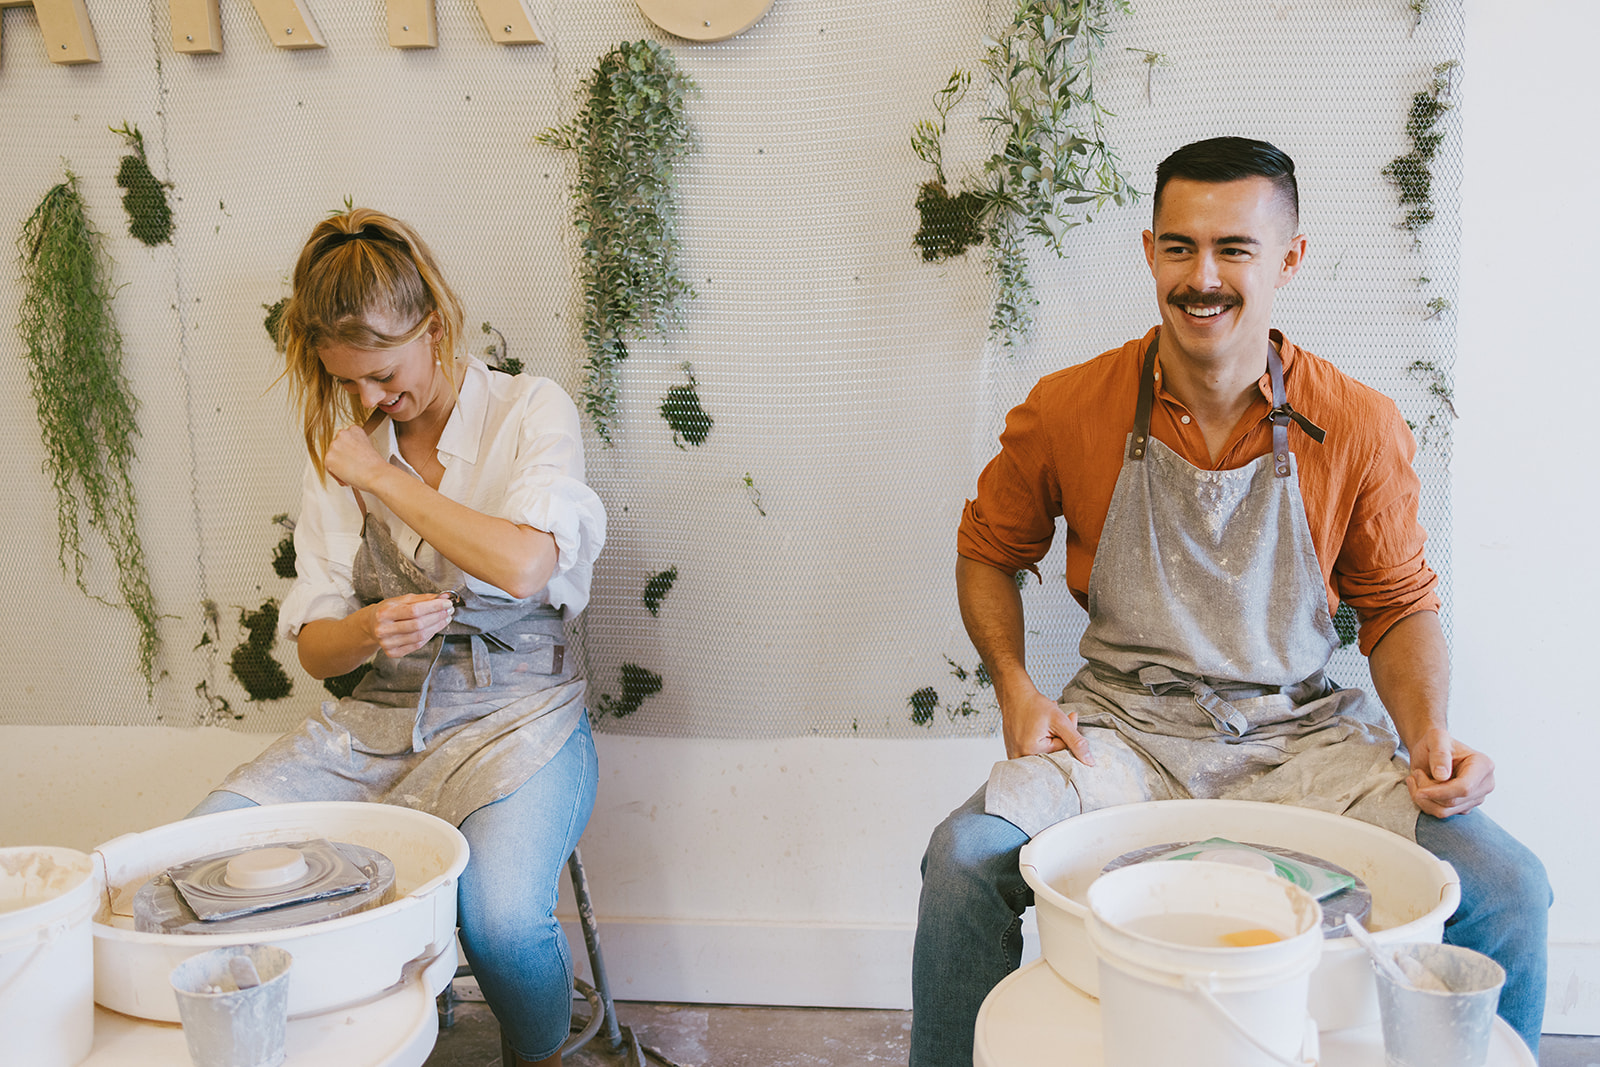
[[1129, 333, 1159, 462]]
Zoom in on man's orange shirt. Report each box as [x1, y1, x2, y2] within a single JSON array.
[[957, 327, 1440, 656]]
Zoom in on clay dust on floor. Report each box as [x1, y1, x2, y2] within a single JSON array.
[[427, 1000, 912, 1067]]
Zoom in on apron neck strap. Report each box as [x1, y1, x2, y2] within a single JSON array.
[[1128, 333, 1160, 463], [1130, 333, 1326, 478]]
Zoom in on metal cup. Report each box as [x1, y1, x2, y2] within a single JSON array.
[[1374, 943, 1505, 1067], [169, 945, 293, 1067]]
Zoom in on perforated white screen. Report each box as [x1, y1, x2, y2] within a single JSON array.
[[0, 0, 1460, 736]]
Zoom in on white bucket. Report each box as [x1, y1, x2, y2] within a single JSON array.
[[1019, 798, 1460, 1030], [1087, 862, 1324, 1067], [0, 845, 102, 1067]]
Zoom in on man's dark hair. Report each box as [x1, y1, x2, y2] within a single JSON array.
[[1153, 137, 1299, 232]]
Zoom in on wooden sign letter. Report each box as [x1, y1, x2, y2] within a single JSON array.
[[168, 0, 324, 54], [0, 0, 100, 64]]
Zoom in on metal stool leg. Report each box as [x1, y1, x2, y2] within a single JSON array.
[[566, 847, 624, 1050]]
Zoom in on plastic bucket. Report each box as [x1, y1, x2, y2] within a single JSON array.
[[0, 845, 101, 1067], [170, 944, 293, 1067], [1018, 798, 1460, 1029], [1375, 943, 1506, 1067], [1087, 862, 1324, 1067]]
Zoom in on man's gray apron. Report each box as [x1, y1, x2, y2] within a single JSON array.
[[985, 335, 1418, 841], [221, 498, 586, 827]]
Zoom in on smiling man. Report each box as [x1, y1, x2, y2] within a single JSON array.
[[909, 137, 1550, 1065]]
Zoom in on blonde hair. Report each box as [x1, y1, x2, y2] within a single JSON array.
[[278, 207, 465, 479]]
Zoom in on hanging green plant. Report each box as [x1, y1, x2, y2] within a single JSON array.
[[481, 321, 523, 375], [110, 123, 174, 246], [741, 472, 766, 516], [659, 361, 712, 447], [1381, 61, 1457, 234], [911, 0, 1139, 346], [263, 298, 287, 352], [643, 565, 678, 616], [323, 664, 372, 699], [270, 513, 296, 579], [18, 171, 160, 690], [228, 599, 292, 701], [1332, 603, 1359, 648], [596, 662, 663, 719], [537, 40, 696, 445]]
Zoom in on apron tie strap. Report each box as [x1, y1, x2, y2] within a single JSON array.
[[469, 634, 492, 689], [410, 636, 451, 753], [1136, 665, 1252, 736]]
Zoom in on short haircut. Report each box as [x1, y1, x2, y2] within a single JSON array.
[[1153, 137, 1299, 233]]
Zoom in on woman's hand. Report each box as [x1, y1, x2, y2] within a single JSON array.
[[324, 424, 392, 493], [362, 593, 455, 659]]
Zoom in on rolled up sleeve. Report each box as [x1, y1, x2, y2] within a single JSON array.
[[957, 382, 1063, 578], [500, 386, 606, 615], [1334, 404, 1441, 654], [277, 460, 363, 643]]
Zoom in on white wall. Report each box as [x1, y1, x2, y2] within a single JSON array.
[[1450, 0, 1600, 1036]]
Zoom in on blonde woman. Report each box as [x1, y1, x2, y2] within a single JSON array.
[[192, 209, 605, 1067]]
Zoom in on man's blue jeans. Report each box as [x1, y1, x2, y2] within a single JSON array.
[[190, 716, 599, 1062], [910, 787, 1550, 1066]]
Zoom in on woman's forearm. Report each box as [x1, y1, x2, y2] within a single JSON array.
[[364, 464, 559, 599]]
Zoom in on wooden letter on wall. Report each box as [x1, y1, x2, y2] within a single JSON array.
[[0, 0, 100, 64], [169, 0, 325, 54]]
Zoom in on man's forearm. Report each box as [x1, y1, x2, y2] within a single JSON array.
[[956, 555, 1035, 699], [1366, 609, 1450, 752]]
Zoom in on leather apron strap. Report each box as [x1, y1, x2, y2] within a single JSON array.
[[1129, 332, 1327, 477]]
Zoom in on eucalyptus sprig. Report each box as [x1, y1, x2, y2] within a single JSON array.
[[17, 171, 159, 689], [912, 0, 1139, 345], [538, 41, 696, 445]]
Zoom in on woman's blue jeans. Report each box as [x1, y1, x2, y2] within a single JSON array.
[[189, 716, 599, 1062], [910, 787, 1550, 1067]]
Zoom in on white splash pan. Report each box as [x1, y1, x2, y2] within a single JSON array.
[[92, 801, 469, 1023], [1018, 799, 1459, 1032]]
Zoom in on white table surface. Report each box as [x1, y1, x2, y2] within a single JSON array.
[[83, 951, 452, 1067], [975, 959, 1536, 1067]]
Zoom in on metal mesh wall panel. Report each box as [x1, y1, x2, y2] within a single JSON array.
[[0, 0, 1460, 734]]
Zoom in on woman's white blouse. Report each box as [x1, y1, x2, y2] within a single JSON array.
[[278, 357, 606, 641]]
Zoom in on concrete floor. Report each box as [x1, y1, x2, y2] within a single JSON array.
[[424, 998, 1597, 1066]]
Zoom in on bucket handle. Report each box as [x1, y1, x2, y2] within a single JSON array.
[[1182, 975, 1320, 1067], [0, 914, 70, 956]]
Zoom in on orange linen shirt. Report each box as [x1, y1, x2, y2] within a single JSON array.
[[957, 328, 1440, 656]]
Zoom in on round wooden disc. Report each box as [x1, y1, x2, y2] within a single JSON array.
[[635, 0, 776, 42]]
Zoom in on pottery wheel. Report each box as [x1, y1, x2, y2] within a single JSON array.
[[132, 839, 396, 934], [1102, 840, 1372, 937]]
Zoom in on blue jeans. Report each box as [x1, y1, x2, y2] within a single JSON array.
[[190, 716, 599, 1062], [910, 787, 1550, 1066]]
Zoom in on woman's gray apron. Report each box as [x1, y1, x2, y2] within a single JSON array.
[[220, 503, 586, 827], [985, 335, 1418, 841]]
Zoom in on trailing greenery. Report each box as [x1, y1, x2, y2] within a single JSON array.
[[270, 513, 296, 579], [18, 172, 160, 690], [481, 322, 523, 375], [1381, 61, 1457, 234], [596, 662, 663, 718], [263, 298, 287, 351], [538, 40, 696, 445], [1332, 602, 1359, 648], [228, 599, 292, 701], [659, 361, 712, 447], [908, 685, 939, 726], [742, 472, 766, 516], [111, 123, 173, 246], [912, 0, 1139, 345], [323, 664, 372, 699], [643, 566, 678, 616]]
